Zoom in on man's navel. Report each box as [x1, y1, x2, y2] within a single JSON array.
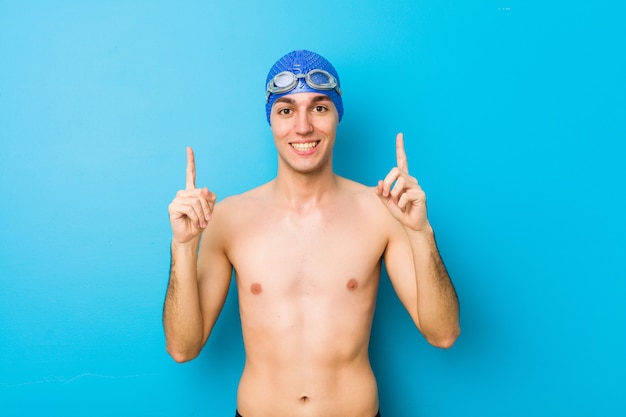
[[250, 283, 263, 295], [346, 278, 359, 291]]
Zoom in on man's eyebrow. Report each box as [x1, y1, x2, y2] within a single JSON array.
[[274, 97, 295, 105], [273, 95, 332, 105], [311, 95, 332, 104]]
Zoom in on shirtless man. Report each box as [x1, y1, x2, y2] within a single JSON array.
[[163, 50, 460, 417]]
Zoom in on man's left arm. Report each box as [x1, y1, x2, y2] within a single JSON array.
[[376, 133, 460, 348]]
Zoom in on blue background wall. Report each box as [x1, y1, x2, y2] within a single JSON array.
[[1, 1, 624, 416]]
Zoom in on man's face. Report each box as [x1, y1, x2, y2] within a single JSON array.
[[269, 92, 339, 176]]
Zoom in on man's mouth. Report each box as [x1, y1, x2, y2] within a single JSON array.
[[290, 141, 320, 152]]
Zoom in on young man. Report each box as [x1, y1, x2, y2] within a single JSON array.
[[163, 50, 460, 417]]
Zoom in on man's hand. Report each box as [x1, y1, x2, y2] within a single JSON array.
[[167, 147, 217, 244], [376, 133, 431, 232]]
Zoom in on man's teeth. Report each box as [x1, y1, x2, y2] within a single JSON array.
[[291, 141, 319, 151]]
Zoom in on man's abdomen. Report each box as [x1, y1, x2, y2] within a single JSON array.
[[236, 358, 379, 417]]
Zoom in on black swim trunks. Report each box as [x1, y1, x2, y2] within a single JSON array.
[[235, 410, 381, 416]]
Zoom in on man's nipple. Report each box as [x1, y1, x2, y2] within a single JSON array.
[[250, 283, 263, 295], [347, 278, 358, 291]]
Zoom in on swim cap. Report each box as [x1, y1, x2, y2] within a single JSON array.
[[265, 50, 344, 124]]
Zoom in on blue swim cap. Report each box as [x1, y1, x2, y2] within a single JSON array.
[[265, 50, 343, 124]]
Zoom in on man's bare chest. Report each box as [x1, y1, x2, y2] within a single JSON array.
[[225, 209, 387, 291]]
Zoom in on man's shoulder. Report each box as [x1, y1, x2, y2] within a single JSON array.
[[336, 175, 371, 192], [336, 176, 380, 203], [213, 181, 273, 216], [336, 175, 398, 224]]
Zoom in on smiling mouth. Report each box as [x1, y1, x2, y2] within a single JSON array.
[[290, 141, 320, 152]]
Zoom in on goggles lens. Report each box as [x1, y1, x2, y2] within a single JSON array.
[[266, 69, 341, 101]]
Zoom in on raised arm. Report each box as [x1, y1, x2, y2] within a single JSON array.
[[376, 133, 460, 348], [163, 147, 230, 362]]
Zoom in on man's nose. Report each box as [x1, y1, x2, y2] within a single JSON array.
[[295, 110, 313, 135]]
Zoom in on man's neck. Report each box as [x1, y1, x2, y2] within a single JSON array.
[[272, 165, 339, 210]]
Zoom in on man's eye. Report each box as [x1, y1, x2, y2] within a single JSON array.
[[313, 105, 328, 113], [278, 108, 292, 115]]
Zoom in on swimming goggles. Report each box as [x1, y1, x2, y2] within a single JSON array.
[[266, 69, 342, 102]]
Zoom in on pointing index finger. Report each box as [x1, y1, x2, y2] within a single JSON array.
[[396, 133, 408, 173], [186, 146, 196, 190]]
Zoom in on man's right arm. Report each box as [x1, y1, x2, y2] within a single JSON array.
[[164, 231, 232, 363], [164, 237, 205, 362], [162, 147, 230, 363]]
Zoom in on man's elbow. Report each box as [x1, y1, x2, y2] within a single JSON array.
[[166, 343, 201, 363], [427, 326, 461, 349]]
